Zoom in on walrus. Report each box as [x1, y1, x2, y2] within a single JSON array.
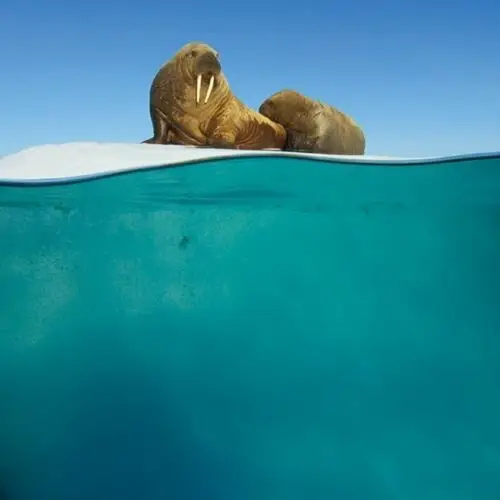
[[258, 89, 366, 155], [142, 42, 286, 150]]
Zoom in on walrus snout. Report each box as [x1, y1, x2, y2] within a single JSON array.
[[194, 52, 221, 76], [193, 52, 221, 105]]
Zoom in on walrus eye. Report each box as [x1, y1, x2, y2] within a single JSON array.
[[190, 50, 198, 58]]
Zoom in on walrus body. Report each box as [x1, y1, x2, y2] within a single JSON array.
[[143, 42, 286, 150], [258, 89, 365, 155]]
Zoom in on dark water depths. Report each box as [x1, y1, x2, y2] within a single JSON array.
[[1, 155, 500, 499]]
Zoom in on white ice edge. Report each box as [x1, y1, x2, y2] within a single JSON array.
[[0, 142, 499, 183]]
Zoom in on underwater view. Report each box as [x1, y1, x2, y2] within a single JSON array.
[[1, 152, 500, 500]]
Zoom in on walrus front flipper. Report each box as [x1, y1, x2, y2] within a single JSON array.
[[142, 107, 172, 144], [205, 125, 238, 149], [285, 129, 317, 153]]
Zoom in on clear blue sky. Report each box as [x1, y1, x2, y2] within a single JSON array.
[[2, 0, 499, 157]]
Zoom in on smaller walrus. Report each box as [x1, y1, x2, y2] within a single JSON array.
[[258, 89, 366, 155], [143, 42, 286, 150]]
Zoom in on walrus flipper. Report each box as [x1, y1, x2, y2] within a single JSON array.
[[285, 129, 318, 153], [205, 125, 238, 149], [142, 107, 172, 144]]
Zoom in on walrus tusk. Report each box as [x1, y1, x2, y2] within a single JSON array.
[[195, 74, 215, 104], [204, 75, 215, 104], [196, 74, 202, 104]]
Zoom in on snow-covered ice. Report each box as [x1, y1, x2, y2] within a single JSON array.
[[1, 141, 498, 183]]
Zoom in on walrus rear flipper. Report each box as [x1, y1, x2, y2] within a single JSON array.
[[142, 107, 172, 144]]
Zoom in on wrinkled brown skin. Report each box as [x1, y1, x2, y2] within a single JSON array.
[[142, 42, 286, 150], [259, 89, 366, 155]]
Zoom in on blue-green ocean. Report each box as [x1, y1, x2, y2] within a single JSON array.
[[1, 154, 499, 499]]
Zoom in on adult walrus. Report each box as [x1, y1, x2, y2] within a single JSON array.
[[258, 89, 366, 155], [142, 42, 286, 150]]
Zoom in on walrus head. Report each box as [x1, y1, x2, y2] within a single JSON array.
[[172, 42, 224, 106], [259, 89, 321, 151], [259, 89, 311, 130]]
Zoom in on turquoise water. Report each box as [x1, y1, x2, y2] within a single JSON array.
[[1, 155, 500, 500]]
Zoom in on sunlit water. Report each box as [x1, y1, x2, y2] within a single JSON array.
[[1, 155, 500, 500]]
